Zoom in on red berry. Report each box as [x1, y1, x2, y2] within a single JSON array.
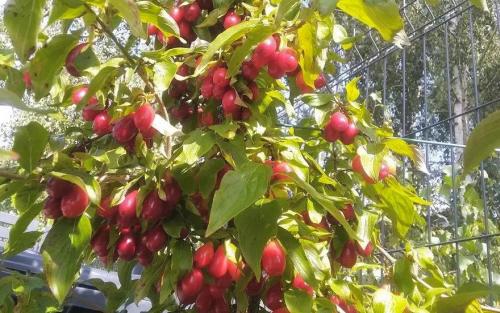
[[261, 240, 286, 277], [245, 276, 263, 296], [351, 155, 364, 174], [133, 103, 155, 132], [43, 197, 62, 219], [295, 72, 314, 93], [339, 122, 359, 145], [213, 298, 230, 313], [342, 204, 356, 221], [65, 43, 88, 77], [378, 163, 390, 180], [222, 89, 240, 119], [324, 122, 340, 142], [199, 110, 215, 127], [265, 283, 284, 311], [212, 84, 227, 100], [118, 190, 138, 223], [147, 24, 158, 36], [179, 21, 194, 42], [142, 191, 173, 221], [223, 11, 241, 29], [255, 36, 277, 61], [226, 261, 242, 281], [197, 0, 213, 10], [194, 242, 215, 268], [144, 225, 168, 252], [267, 161, 293, 182], [93, 111, 113, 136], [314, 74, 327, 89], [23, 71, 32, 89], [117, 233, 137, 261], [46, 177, 73, 199], [180, 268, 204, 300], [212, 67, 230, 87], [184, 3, 201, 22], [338, 240, 357, 268], [61, 185, 89, 218], [329, 112, 349, 132], [208, 284, 225, 298], [137, 242, 154, 266], [82, 104, 102, 122], [195, 288, 213, 313], [208, 245, 228, 278], [169, 7, 185, 23], [164, 173, 182, 206], [171, 102, 193, 120], [292, 274, 313, 295], [72, 86, 98, 106], [91, 224, 110, 257], [356, 241, 374, 257], [214, 272, 233, 289], [277, 50, 298, 73], [268, 53, 286, 79], [97, 195, 118, 220], [241, 61, 259, 80], [201, 77, 214, 99], [112, 115, 138, 144]]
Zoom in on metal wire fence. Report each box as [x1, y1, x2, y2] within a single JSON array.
[[282, 0, 500, 305]]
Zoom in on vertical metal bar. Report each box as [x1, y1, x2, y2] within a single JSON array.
[[468, 9, 493, 303], [422, 34, 432, 243], [444, 20, 460, 287]]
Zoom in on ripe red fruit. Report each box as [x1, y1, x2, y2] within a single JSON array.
[[199, 110, 215, 127], [72, 86, 98, 106], [61, 185, 89, 218], [184, 3, 201, 22], [223, 11, 241, 29], [147, 24, 158, 36], [194, 242, 215, 268], [179, 21, 194, 42], [97, 195, 118, 220], [144, 225, 168, 252], [261, 240, 286, 277], [268, 54, 286, 79], [295, 72, 314, 93], [171, 102, 193, 120], [277, 50, 298, 73], [226, 261, 242, 281], [91, 225, 110, 257], [23, 71, 32, 89], [180, 268, 204, 300], [245, 276, 263, 296], [339, 122, 359, 145], [195, 288, 213, 313], [342, 204, 356, 221], [356, 241, 374, 257], [46, 177, 73, 199], [112, 115, 138, 144], [164, 173, 182, 206], [324, 122, 341, 142], [43, 197, 62, 219], [169, 7, 185, 23], [65, 43, 88, 77], [222, 89, 240, 118], [93, 111, 113, 135], [142, 191, 172, 221], [329, 112, 349, 132], [118, 190, 138, 223], [314, 74, 327, 89], [201, 77, 214, 99], [208, 245, 228, 278], [207, 284, 225, 299], [214, 272, 232, 289], [265, 283, 284, 310], [255, 36, 277, 61], [117, 233, 137, 261], [351, 155, 364, 174], [197, 0, 213, 10], [267, 161, 293, 182], [241, 61, 259, 80], [338, 240, 357, 268], [212, 67, 230, 87], [136, 242, 153, 266], [292, 274, 313, 295], [378, 163, 390, 180], [213, 298, 230, 313], [212, 84, 227, 100], [133, 103, 155, 132]]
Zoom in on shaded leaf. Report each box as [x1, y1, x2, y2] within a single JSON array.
[[198, 159, 225, 198], [137, 1, 180, 37], [275, 0, 300, 24], [299, 93, 334, 108], [109, 0, 145, 38], [13, 121, 49, 173], [432, 283, 500, 313], [178, 129, 216, 165]]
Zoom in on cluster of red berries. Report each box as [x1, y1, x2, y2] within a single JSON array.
[[90, 172, 182, 266], [324, 111, 360, 145], [43, 178, 90, 219], [351, 155, 390, 184]]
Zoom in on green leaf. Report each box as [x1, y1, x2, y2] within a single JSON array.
[[346, 77, 360, 102], [109, 0, 145, 38], [0, 88, 56, 113], [81, 60, 123, 105], [285, 289, 313, 313], [178, 129, 216, 165], [227, 25, 275, 76], [355, 211, 377, 249], [209, 123, 239, 140], [87, 278, 126, 313], [384, 138, 429, 174], [29, 34, 79, 99], [135, 256, 167, 302], [3, 202, 43, 257], [198, 159, 225, 198], [41, 215, 92, 304], [432, 283, 500, 313], [50, 170, 101, 205], [299, 93, 334, 108], [297, 22, 320, 87], [48, 1, 85, 24], [463, 110, 500, 175], [195, 19, 260, 76], [197, 3, 231, 28], [337, 0, 404, 42], [277, 227, 317, 288], [394, 258, 415, 295], [373, 289, 408, 313], [3, 0, 46, 61], [13, 121, 49, 173], [153, 61, 177, 93], [275, 0, 300, 24], [170, 240, 193, 281], [311, 0, 338, 15], [206, 162, 272, 236], [470, 0, 489, 12], [137, 1, 180, 37], [234, 200, 281, 278]]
